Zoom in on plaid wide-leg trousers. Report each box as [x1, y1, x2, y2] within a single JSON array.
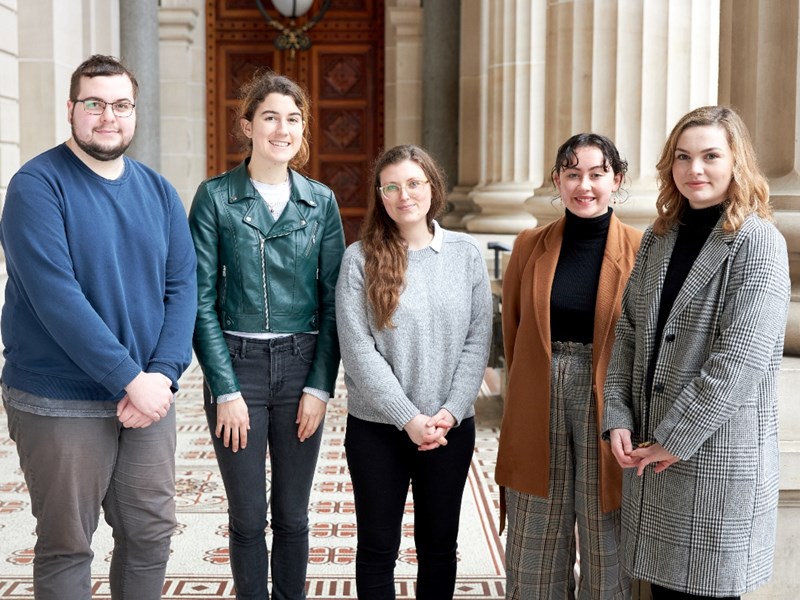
[[504, 341, 629, 600]]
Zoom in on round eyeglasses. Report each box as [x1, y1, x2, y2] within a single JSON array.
[[378, 179, 429, 201], [75, 99, 136, 118]]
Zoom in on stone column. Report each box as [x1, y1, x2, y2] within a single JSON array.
[[159, 0, 205, 210], [17, 0, 87, 162], [82, 0, 120, 57], [719, 0, 800, 356], [384, 0, 423, 148], [719, 1, 800, 597], [0, 0, 20, 211], [422, 0, 459, 191], [443, 0, 483, 230], [464, 0, 546, 235], [525, 0, 720, 230], [121, 0, 161, 170]]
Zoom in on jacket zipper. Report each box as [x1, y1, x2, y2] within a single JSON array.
[[221, 265, 228, 306], [260, 237, 269, 329], [303, 221, 320, 257]]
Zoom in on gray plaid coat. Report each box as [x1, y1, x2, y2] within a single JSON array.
[[602, 213, 790, 596]]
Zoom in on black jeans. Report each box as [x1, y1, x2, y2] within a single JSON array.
[[344, 413, 476, 600], [205, 333, 322, 600], [651, 583, 740, 600]]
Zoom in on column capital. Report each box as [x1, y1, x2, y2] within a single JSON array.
[[159, 7, 198, 43], [387, 4, 423, 38]]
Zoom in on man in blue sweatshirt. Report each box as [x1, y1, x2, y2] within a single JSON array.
[[0, 55, 197, 600]]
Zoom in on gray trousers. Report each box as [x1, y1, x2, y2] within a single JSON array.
[[5, 398, 177, 600], [505, 342, 629, 600]]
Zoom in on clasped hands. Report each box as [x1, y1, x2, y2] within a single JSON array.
[[404, 409, 456, 451], [609, 428, 679, 476], [117, 371, 174, 429]]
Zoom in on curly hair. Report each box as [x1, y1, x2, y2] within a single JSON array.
[[361, 145, 448, 330], [653, 105, 771, 235], [234, 69, 311, 170], [550, 132, 629, 189], [70, 55, 139, 101]]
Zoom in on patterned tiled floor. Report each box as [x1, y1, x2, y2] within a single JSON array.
[[0, 361, 507, 599]]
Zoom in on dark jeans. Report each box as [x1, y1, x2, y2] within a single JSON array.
[[344, 413, 476, 600], [205, 333, 323, 600], [651, 583, 740, 600]]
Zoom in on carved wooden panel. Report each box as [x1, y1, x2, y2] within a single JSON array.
[[207, 1, 384, 242]]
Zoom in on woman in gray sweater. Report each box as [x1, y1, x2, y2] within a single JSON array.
[[335, 144, 493, 599]]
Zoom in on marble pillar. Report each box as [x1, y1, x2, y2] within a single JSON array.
[[121, 0, 161, 170], [719, 0, 800, 597], [17, 0, 88, 162], [720, 0, 800, 356], [422, 0, 460, 192], [444, 0, 483, 230], [464, 0, 545, 235], [384, 0, 423, 149], [158, 0, 205, 210], [527, 0, 720, 229]]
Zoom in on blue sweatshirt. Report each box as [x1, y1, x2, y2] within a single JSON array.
[[0, 144, 197, 401]]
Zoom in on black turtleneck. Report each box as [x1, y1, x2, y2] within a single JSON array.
[[550, 208, 612, 343], [645, 203, 724, 400]]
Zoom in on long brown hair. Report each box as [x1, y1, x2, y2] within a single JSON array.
[[234, 69, 311, 170], [361, 145, 447, 329], [653, 105, 771, 235]]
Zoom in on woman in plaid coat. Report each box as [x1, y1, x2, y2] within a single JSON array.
[[603, 105, 791, 599]]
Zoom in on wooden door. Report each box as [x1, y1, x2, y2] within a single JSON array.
[[206, 0, 384, 242]]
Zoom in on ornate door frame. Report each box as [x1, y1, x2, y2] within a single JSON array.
[[206, 0, 385, 241]]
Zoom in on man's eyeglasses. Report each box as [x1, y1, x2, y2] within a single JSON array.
[[74, 99, 136, 118], [378, 179, 429, 201]]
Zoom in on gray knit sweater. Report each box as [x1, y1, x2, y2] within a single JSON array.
[[335, 226, 493, 429]]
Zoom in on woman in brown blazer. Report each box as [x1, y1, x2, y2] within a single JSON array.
[[495, 133, 642, 600]]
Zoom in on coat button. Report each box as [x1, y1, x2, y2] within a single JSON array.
[[301, 220, 306, 226], [653, 383, 665, 393], [245, 216, 252, 222], [665, 333, 676, 342]]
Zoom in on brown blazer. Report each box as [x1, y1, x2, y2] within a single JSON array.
[[495, 213, 641, 522]]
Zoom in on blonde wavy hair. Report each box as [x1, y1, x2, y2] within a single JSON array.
[[361, 145, 447, 329], [653, 105, 771, 236]]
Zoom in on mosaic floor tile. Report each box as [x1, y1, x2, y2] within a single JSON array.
[[0, 361, 506, 598]]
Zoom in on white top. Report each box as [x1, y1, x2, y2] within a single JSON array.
[[252, 177, 291, 218]]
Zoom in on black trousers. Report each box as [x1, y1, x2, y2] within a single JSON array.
[[344, 414, 476, 600]]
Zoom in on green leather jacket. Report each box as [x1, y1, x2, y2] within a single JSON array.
[[188, 160, 345, 398]]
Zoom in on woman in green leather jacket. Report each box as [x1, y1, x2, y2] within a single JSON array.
[[188, 71, 345, 600]]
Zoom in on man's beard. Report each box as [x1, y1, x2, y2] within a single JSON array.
[[71, 123, 132, 161]]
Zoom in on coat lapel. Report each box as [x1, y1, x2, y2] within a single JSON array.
[[665, 224, 733, 326], [531, 218, 565, 353], [240, 191, 275, 238], [593, 215, 626, 356], [637, 230, 676, 359], [234, 169, 313, 239]]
